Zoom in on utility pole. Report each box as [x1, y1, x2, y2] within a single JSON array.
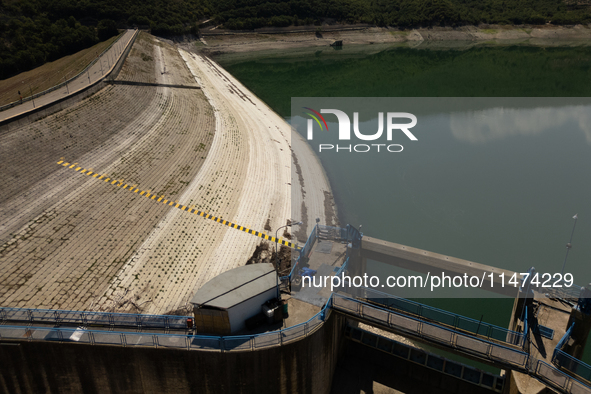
[[561, 214, 578, 275]]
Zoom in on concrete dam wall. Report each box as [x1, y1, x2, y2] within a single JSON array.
[[0, 314, 346, 394]]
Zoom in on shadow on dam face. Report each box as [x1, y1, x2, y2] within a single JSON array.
[[331, 338, 500, 394]]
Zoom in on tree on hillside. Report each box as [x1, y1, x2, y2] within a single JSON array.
[[98, 19, 118, 41]]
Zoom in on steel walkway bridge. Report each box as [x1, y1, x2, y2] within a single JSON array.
[[331, 292, 528, 372]]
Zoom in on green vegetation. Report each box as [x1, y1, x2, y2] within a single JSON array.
[[218, 45, 591, 116], [0, 35, 119, 106], [0, 0, 207, 80], [140, 53, 153, 62], [2, 0, 591, 80], [211, 0, 591, 30]]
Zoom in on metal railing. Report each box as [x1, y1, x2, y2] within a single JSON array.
[[347, 325, 506, 393], [316, 224, 344, 241], [554, 351, 591, 383], [286, 223, 318, 280], [0, 294, 525, 364], [0, 306, 188, 329], [0, 30, 135, 113], [285, 224, 361, 282], [2, 296, 591, 392], [335, 294, 591, 393], [339, 295, 591, 393], [518, 270, 582, 301], [554, 323, 574, 360], [523, 305, 529, 351], [334, 256, 349, 277], [0, 295, 333, 352], [343, 286, 525, 347], [331, 293, 529, 370], [536, 360, 591, 394], [316, 224, 362, 246], [540, 282, 582, 301], [552, 321, 591, 387]]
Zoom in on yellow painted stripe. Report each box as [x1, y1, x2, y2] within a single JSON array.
[[57, 159, 301, 249]]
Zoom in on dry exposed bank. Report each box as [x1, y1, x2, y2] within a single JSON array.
[[198, 24, 591, 55]]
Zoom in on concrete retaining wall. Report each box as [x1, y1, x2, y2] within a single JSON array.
[[0, 313, 345, 394], [0, 81, 108, 134], [105, 30, 138, 82]]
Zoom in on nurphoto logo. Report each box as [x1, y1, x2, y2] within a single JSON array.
[[303, 107, 418, 153]]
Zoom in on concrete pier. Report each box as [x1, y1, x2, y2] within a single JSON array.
[[360, 236, 519, 295]]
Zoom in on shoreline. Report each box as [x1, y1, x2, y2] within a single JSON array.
[[196, 24, 591, 56]]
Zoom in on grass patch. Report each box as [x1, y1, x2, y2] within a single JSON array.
[[141, 53, 154, 62], [0, 33, 121, 106]]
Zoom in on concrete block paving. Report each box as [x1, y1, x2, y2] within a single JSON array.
[[0, 31, 334, 316], [0, 35, 215, 313]]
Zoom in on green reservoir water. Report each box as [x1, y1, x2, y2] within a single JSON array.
[[215, 43, 591, 369]]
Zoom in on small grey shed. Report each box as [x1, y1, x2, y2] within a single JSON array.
[[190, 263, 278, 335]]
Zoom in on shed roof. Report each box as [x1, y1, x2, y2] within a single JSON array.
[[190, 263, 277, 310]]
